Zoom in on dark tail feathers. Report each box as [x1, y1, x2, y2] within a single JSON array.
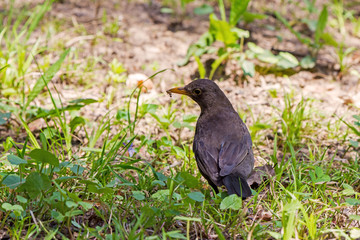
[[223, 175, 252, 199]]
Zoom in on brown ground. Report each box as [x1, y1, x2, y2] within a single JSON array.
[[1, 0, 360, 156]]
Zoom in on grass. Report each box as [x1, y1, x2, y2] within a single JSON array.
[[1, 0, 360, 239]]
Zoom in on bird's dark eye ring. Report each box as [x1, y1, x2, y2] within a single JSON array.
[[193, 89, 202, 95]]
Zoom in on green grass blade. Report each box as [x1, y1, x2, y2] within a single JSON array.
[[275, 12, 312, 47], [315, 6, 328, 44], [229, 0, 250, 26], [24, 0, 53, 39], [194, 55, 206, 78], [25, 48, 70, 109]]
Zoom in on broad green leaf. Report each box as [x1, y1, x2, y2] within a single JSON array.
[[0, 112, 11, 125], [220, 194, 242, 210], [154, 171, 168, 181], [241, 60, 255, 77], [151, 180, 165, 186], [51, 210, 64, 222], [309, 171, 316, 183], [315, 175, 330, 183], [315, 6, 328, 44], [300, 55, 316, 69], [16, 195, 28, 203], [116, 109, 128, 120], [70, 165, 85, 175], [315, 166, 324, 176], [187, 192, 205, 202], [1, 203, 24, 216], [343, 183, 354, 190], [349, 215, 360, 221], [78, 201, 93, 211], [41, 128, 57, 139], [7, 154, 27, 165], [160, 7, 173, 14], [166, 231, 187, 239], [349, 140, 359, 148], [17, 172, 52, 199], [277, 52, 299, 69], [257, 51, 278, 64], [65, 210, 83, 217], [247, 42, 265, 54], [26, 49, 70, 108], [71, 220, 82, 229], [140, 104, 158, 115], [70, 116, 85, 132], [353, 115, 360, 121], [209, 14, 236, 45], [65, 201, 78, 208], [267, 231, 282, 239], [194, 4, 213, 15], [87, 184, 114, 194], [229, 0, 251, 26], [141, 206, 159, 228], [175, 171, 199, 188], [151, 190, 181, 201], [68, 192, 81, 202], [345, 198, 360, 206], [172, 146, 186, 159], [177, 32, 214, 66], [2, 175, 24, 189], [29, 149, 59, 167], [132, 191, 145, 200], [231, 28, 249, 39]]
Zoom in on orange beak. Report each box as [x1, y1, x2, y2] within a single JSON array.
[[166, 87, 191, 97]]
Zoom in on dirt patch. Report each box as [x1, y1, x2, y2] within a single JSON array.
[[1, 0, 359, 154]]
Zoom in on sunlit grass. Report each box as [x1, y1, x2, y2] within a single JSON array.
[[0, 0, 359, 239]]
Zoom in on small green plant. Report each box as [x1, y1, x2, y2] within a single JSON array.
[[277, 94, 311, 147], [246, 42, 300, 71], [160, 0, 194, 17], [0, 0, 52, 97], [342, 114, 360, 149], [181, 0, 302, 79], [331, 0, 357, 73], [179, 0, 256, 79], [275, 5, 334, 68]]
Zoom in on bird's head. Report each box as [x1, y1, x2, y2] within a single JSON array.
[[166, 79, 232, 111]]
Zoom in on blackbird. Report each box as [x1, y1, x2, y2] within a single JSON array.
[[167, 79, 254, 198]]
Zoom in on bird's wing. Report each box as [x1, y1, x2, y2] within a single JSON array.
[[218, 135, 252, 177], [193, 140, 220, 183]]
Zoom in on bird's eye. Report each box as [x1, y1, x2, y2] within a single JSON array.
[[193, 89, 202, 95]]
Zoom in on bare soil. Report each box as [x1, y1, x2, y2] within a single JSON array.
[[1, 0, 360, 158]]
